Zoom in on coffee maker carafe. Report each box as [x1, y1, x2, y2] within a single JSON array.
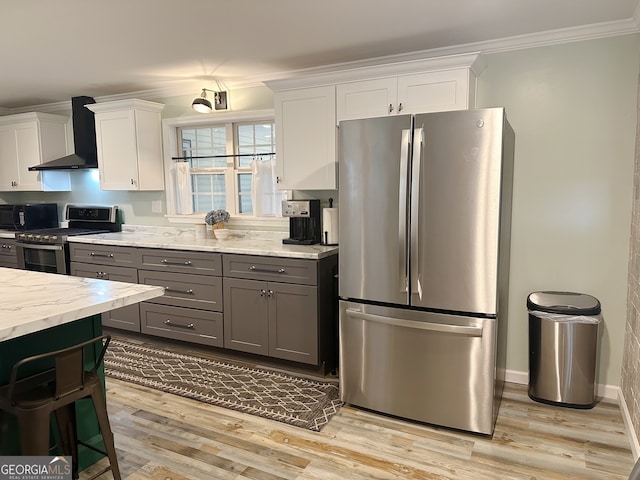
[[282, 200, 321, 245]]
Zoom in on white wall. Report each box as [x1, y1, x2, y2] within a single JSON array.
[[476, 34, 640, 386]]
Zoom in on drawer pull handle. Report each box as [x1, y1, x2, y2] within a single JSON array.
[[164, 319, 195, 329], [161, 259, 193, 266], [164, 287, 194, 295], [249, 265, 286, 274], [90, 252, 114, 258]]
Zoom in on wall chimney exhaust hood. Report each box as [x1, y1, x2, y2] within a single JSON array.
[[29, 96, 98, 171]]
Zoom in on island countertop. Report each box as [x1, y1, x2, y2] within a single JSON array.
[[67, 228, 339, 260], [0, 267, 164, 341]]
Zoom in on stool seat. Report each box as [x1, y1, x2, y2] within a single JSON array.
[[0, 335, 121, 480]]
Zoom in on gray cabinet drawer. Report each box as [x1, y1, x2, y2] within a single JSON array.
[[70, 262, 141, 332], [140, 303, 223, 347], [70, 262, 138, 283], [0, 239, 17, 267], [139, 248, 222, 275], [0, 239, 16, 258], [69, 243, 139, 267], [138, 270, 222, 312], [223, 254, 317, 285]]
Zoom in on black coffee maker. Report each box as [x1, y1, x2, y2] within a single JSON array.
[[282, 199, 321, 245]]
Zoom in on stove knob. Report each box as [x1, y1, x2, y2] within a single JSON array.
[[42, 235, 49, 241], [51, 235, 58, 241], [26, 234, 34, 240]]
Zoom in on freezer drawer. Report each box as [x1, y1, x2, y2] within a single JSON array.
[[339, 301, 501, 435]]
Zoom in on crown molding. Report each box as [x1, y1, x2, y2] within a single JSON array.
[[249, 17, 640, 89], [2, 17, 638, 115]]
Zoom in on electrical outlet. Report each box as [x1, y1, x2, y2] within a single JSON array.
[[151, 200, 162, 214]]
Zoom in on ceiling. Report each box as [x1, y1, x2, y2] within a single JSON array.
[[2, 0, 639, 111]]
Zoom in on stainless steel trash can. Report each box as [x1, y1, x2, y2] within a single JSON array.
[[527, 291, 601, 408]]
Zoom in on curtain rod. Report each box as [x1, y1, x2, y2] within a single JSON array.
[[172, 152, 275, 161]]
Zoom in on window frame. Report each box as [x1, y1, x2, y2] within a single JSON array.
[[162, 109, 288, 228]]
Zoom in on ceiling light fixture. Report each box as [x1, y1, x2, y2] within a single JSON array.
[[192, 88, 228, 113]]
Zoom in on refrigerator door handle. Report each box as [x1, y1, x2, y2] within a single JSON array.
[[345, 308, 484, 337], [410, 127, 424, 299], [399, 129, 411, 293]]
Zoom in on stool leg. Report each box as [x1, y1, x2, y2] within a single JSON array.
[[17, 409, 51, 455], [90, 388, 121, 480], [55, 404, 79, 480]]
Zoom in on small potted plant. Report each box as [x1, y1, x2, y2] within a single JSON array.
[[205, 209, 230, 238]]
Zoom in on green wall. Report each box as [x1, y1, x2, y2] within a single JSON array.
[[476, 34, 640, 386], [2, 35, 639, 387]]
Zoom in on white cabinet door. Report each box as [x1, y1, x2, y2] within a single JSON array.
[[397, 69, 474, 114], [274, 86, 337, 190], [15, 122, 46, 191], [89, 99, 164, 191], [95, 109, 140, 190], [0, 125, 19, 190], [336, 78, 397, 122]]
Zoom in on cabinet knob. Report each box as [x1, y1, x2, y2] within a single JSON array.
[[388, 103, 394, 114], [398, 103, 403, 112], [131, 178, 135, 185], [260, 289, 266, 297], [268, 289, 274, 297]]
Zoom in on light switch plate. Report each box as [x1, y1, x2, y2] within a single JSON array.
[[151, 200, 162, 213]]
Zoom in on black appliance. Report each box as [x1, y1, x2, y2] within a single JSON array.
[[0, 203, 59, 231], [28, 96, 98, 171], [15, 205, 120, 274], [281, 199, 321, 245]]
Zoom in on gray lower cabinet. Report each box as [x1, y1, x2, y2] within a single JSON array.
[[222, 254, 336, 368], [69, 244, 141, 331], [223, 278, 318, 363], [68, 242, 338, 370], [0, 238, 17, 268], [138, 249, 224, 347]]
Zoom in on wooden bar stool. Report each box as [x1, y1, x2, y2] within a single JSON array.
[[0, 334, 121, 480]]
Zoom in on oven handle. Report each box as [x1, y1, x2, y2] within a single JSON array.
[[15, 242, 64, 251]]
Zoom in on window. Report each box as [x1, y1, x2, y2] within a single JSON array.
[[177, 120, 277, 216]]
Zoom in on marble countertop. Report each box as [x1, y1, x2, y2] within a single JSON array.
[[0, 267, 164, 341], [68, 226, 339, 260]]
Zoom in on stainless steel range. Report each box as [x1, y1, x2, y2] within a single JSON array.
[[16, 205, 120, 274]]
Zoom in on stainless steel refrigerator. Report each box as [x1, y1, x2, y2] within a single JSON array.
[[338, 108, 514, 435]]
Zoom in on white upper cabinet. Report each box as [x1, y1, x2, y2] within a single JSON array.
[[87, 99, 165, 191], [272, 86, 337, 190], [266, 53, 483, 191], [0, 113, 70, 191], [337, 68, 477, 122]]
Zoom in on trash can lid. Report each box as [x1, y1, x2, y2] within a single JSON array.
[[527, 291, 601, 315]]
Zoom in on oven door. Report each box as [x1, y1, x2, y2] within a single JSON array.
[[16, 242, 67, 274]]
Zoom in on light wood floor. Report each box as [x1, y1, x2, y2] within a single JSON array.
[[83, 337, 637, 480]]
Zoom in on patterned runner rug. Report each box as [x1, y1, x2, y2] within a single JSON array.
[[103, 338, 342, 431]]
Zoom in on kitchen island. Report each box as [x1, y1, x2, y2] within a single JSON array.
[[0, 267, 164, 464]]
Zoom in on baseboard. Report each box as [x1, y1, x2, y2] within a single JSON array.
[[504, 369, 528, 386], [505, 369, 639, 460], [619, 388, 640, 460]]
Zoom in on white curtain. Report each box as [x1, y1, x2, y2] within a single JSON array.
[[251, 157, 283, 217], [172, 162, 193, 215]]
